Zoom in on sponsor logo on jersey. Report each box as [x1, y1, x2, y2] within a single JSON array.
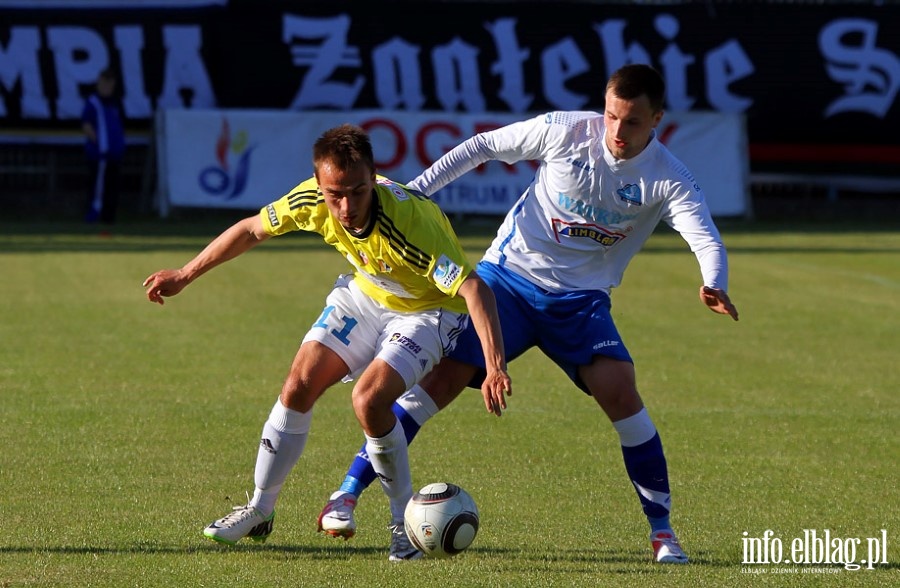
[[557, 193, 640, 224], [568, 157, 595, 173], [389, 332, 423, 356], [433, 254, 462, 289], [376, 177, 409, 201], [617, 183, 642, 205], [266, 204, 279, 227], [552, 219, 626, 246]]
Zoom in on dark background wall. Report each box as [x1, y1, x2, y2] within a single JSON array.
[[1, 0, 898, 219]]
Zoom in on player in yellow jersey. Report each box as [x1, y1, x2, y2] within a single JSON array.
[[142, 124, 510, 561]]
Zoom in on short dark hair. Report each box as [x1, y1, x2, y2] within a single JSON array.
[[98, 67, 117, 82], [606, 64, 666, 112], [313, 124, 375, 174]]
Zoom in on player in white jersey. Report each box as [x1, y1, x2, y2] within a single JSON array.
[[142, 124, 509, 561], [317, 65, 738, 563]]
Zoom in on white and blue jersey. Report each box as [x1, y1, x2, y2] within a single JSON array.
[[407, 111, 731, 390], [410, 111, 728, 294]]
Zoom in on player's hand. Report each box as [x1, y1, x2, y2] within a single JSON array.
[[481, 368, 512, 417], [143, 269, 188, 305], [699, 285, 739, 321]]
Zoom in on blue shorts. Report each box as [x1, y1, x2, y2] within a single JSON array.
[[450, 261, 632, 393]]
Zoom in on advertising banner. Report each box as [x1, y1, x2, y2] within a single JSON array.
[[158, 108, 748, 216]]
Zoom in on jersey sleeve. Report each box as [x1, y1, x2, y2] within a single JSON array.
[[407, 114, 553, 196], [407, 112, 595, 196], [663, 181, 729, 291], [424, 227, 472, 298], [259, 177, 326, 237]]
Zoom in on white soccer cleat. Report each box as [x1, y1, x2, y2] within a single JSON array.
[[651, 529, 689, 564], [203, 504, 274, 546], [388, 522, 423, 562], [317, 491, 358, 540]]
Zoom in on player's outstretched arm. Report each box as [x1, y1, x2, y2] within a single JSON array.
[[456, 273, 512, 416], [143, 215, 270, 305], [699, 285, 739, 321]]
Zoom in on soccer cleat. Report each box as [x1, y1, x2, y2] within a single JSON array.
[[317, 491, 358, 540], [203, 505, 275, 546], [651, 529, 689, 564], [388, 522, 423, 562]]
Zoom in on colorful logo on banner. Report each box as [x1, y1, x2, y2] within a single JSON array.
[[198, 118, 254, 200]]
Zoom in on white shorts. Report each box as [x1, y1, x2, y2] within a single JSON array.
[[302, 274, 469, 389]]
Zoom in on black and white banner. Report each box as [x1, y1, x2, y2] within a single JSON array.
[[1, 1, 897, 172]]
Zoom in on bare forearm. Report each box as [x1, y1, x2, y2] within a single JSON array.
[[456, 273, 512, 415], [457, 276, 506, 373], [182, 216, 269, 283], [145, 215, 269, 305]]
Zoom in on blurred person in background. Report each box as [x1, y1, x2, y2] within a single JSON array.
[[81, 67, 125, 225]]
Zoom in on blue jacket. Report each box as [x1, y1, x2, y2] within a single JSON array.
[[82, 94, 125, 161]]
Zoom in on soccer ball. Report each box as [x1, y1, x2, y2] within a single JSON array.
[[404, 482, 479, 558]]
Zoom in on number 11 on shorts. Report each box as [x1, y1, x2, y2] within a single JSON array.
[[313, 305, 358, 346]]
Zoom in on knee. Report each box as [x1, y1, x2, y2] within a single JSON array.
[[351, 384, 398, 436], [350, 386, 369, 418], [582, 359, 644, 420], [592, 385, 643, 417], [351, 384, 390, 420], [281, 375, 318, 413]]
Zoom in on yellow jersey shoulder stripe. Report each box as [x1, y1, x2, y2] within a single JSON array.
[[376, 210, 431, 270], [287, 188, 320, 210]]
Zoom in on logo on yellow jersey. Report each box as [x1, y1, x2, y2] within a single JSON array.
[[433, 254, 461, 289]]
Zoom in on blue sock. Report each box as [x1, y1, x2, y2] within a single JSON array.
[[338, 401, 423, 497], [621, 432, 672, 531], [648, 515, 672, 533]]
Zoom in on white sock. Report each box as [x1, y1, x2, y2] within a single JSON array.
[[396, 384, 440, 425], [365, 419, 412, 523], [612, 408, 657, 447], [249, 399, 312, 516]]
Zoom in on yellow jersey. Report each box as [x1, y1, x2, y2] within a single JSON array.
[[260, 175, 472, 314]]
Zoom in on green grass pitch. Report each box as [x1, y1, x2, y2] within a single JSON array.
[[1, 219, 898, 587]]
